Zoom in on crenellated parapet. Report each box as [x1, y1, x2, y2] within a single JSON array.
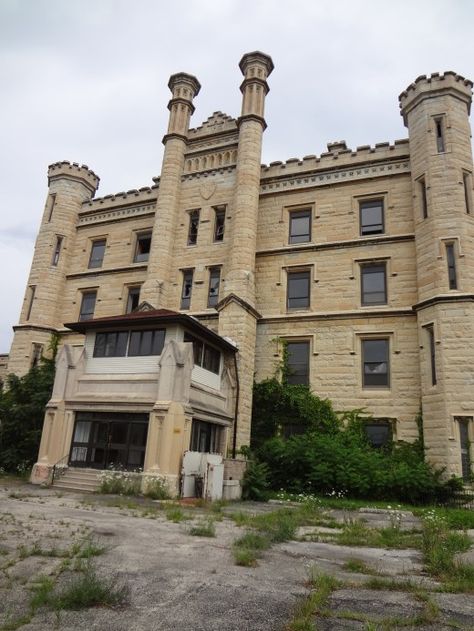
[[48, 161, 100, 196], [399, 71, 473, 125]]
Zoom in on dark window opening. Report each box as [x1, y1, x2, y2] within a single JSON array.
[[128, 329, 165, 356], [88, 239, 106, 269], [93, 331, 128, 357], [463, 172, 471, 214], [79, 291, 97, 321], [365, 422, 392, 448], [126, 286, 141, 313], [208, 268, 221, 308], [286, 341, 310, 385], [187, 210, 200, 246], [457, 417, 472, 482], [362, 339, 389, 388], [435, 117, 445, 153], [287, 270, 310, 310], [289, 209, 311, 244], [134, 233, 152, 263], [31, 343, 43, 368], [181, 270, 193, 310], [47, 193, 56, 222], [446, 243, 457, 290], [26, 285, 36, 321], [190, 420, 222, 453], [184, 332, 221, 374], [52, 236, 63, 266], [214, 208, 226, 241], [420, 178, 428, 219], [361, 263, 387, 306], [427, 325, 436, 386], [360, 199, 384, 236]]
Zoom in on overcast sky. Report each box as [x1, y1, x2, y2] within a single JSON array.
[[1, 0, 473, 352]]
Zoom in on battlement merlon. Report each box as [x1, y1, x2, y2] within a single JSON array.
[[399, 71, 473, 126], [47, 161, 100, 196]]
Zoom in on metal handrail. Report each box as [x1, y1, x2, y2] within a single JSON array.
[[51, 453, 70, 484]]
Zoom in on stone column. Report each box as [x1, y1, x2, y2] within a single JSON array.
[[140, 73, 201, 308]]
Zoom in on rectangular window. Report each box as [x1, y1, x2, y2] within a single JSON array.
[[126, 286, 141, 313], [128, 329, 165, 356], [134, 232, 152, 263], [31, 343, 43, 369], [88, 239, 106, 269], [181, 270, 193, 310], [457, 417, 472, 482], [207, 268, 221, 308], [446, 243, 457, 289], [435, 117, 445, 153], [362, 338, 389, 388], [463, 172, 471, 214], [190, 420, 222, 453], [26, 285, 36, 321], [79, 291, 97, 321], [426, 325, 436, 386], [46, 193, 56, 222], [184, 332, 221, 374], [360, 199, 384, 235], [187, 210, 200, 246], [419, 177, 428, 219], [289, 209, 311, 244], [361, 263, 387, 306], [365, 421, 392, 448], [286, 341, 310, 385], [213, 207, 226, 242], [93, 331, 128, 357], [52, 236, 63, 266], [287, 270, 310, 310]]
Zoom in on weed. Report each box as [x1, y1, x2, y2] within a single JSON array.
[[228, 511, 251, 526], [287, 571, 340, 630], [166, 506, 187, 523], [232, 532, 270, 566], [142, 475, 170, 500], [343, 558, 378, 575], [75, 538, 106, 559], [233, 547, 259, 567], [251, 509, 298, 542], [189, 519, 216, 537], [30, 575, 55, 611], [0, 613, 33, 631], [55, 564, 129, 609]]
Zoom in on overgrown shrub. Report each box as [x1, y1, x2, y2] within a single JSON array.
[[98, 468, 142, 496], [241, 460, 270, 501]]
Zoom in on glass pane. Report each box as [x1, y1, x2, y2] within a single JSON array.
[[365, 423, 390, 447], [362, 266, 386, 304], [80, 292, 96, 320], [73, 421, 91, 443], [115, 332, 128, 356], [129, 423, 148, 446], [290, 212, 311, 243], [128, 449, 144, 467], [110, 422, 128, 444], [214, 210, 225, 241], [128, 331, 141, 356], [360, 201, 383, 234], [135, 234, 151, 262], [89, 240, 106, 268], [363, 339, 388, 363], [286, 342, 309, 385], [203, 345, 220, 374], [140, 331, 153, 355], [71, 446, 88, 462], [93, 333, 106, 357]]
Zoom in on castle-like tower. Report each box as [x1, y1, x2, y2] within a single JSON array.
[[5, 55, 474, 482], [400, 73, 474, 475]]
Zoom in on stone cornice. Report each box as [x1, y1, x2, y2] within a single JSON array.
[[216, 293, 262, 319], [260, 158, 410, 195], [259, 308, 415, 324], [77, 202, 155, 227], [66, 264, 148, 280], [167, 97, 196, 115], [237, 114, 267, 131], [162, 132, 188, 145], [12, 324, 59, 334], [257, 234, 415, 257], [413, 294, 474, 312]]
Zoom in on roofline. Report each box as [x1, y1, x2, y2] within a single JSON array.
[[64, 313, 238, 353]]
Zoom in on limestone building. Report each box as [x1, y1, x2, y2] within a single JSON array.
[[6, 51, 474, 487]]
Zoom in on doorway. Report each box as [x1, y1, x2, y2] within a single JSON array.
[[69, 412, 148, 470]]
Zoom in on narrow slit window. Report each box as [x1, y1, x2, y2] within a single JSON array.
[[207, 268, 221, 308], [426, 325, 436, 386], [420, 177, 428, 219], [52, 236, 63, 266], [26, 285, 36, 321], [31, 343, 43, 369], [47, 193, 56, 222], [214, 208, 226, 242], [463, 172, 471, 214], [446, 243, 457, 290], [435, 117, 445, 153], [187, 210, 200, 246], [181, 270, 194, 310]]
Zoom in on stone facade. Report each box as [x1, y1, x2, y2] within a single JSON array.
[[7, 53, 474, 480]]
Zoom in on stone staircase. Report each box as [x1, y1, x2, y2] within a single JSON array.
[[52, 467, 100, 493]]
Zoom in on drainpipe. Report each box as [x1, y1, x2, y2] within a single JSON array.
[[232, 352, 240, 459]]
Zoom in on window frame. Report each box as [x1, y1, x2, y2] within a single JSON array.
[[190, 420, 222, 453], [425, 324, 437, 386], [213, 207, 226, 242], [51, 235, 63, 267], [93, 331, 129, 358], [88, 238, 107, 269], [180, 269, 194, 310], [359, 199, 385, 236], [125, 285, 141, 314], [289, 208, 312, 244], [446, 242, 458, 290], [128, 329, 165, 357], [183, 332, 221, 375], [434, 116, 446, 153], [364, 420, 392, 448], [287, 269, 311, 311], [419, 176, 428, 219], [26, 285, 36, 321], [285, 340, 310, 386], [207, 267, 221, 308], [133, 232, 152, 263], [79, 290, 97, 321], [360, 262, 387, 306], [463, 171, 472, 215], [187, 209, 200, 246], [361, 337, 390, 389]]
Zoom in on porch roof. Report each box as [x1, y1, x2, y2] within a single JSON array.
[[65, 308, 238, 353]]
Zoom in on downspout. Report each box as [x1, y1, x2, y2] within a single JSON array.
[[232, 352, 240, 458]]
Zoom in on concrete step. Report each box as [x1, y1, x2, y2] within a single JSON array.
[[52, 467, 101, 492], [53, 481, 98, 493], [58, 472, 100, 482]]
